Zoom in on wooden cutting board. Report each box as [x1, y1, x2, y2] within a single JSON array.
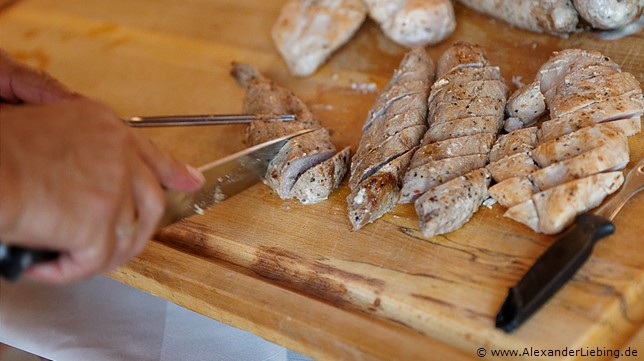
[[1, 0, 643, 359]]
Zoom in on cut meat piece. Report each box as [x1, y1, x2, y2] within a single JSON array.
[[489, 176, 539, 208], [455, 0, 579, 35], [265, 128, 336, 199], [429, 66, 503, 105], [540, 115, 642, 143], [364, 47, 435, 131], [504, 81, 547, 131], [422, 115, 503, 143], [411, 133, 496, 167], [431, 97, 505, 124], [348, 150, 415, 230], [272, 0, 367, 76], [489, 127, 539, 163], [540, 93, 644, 141], [364, 0, 456, 47], [531, 125, 622, 167], [291, 147, 351, 204], [505, 172, 624, 234], [429, 80, 509, 115], [549, 72, 642, 117], [350, 125, 426, 188], [232, 63, 348, 204], [399, 154, 488, 204], [231, 62, 321, 145], [435, 41, 491, 77], [415, 168, 491, 238], [529, 137, 629, 190], [486, 152, 538, 182], [573, 0, 644, 30]]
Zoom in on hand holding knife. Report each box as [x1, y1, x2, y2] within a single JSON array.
[[496, 157, 644, 332]]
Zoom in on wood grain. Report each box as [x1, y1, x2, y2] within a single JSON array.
[[1, 1, 643, 359]]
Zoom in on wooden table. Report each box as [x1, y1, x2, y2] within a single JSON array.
[[1, 1, 643, 359]]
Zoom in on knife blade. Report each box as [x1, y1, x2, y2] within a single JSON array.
[[495, 158, 644, 332], [0, 129, 313, 281]]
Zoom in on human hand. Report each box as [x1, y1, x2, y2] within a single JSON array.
[[0, 66, 204, 283]]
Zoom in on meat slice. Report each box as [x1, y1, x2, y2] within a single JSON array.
[[431, 97, 505, 124], [530, 138, 629, 190], [549, 72, 642, 117], [489, 127, 539, 163], [265, 128, 336, 198], [489, 176, 539, 208], [422, 115, 503, 143], [504, 81, 547, 131], [573, 0, 644, 30], [505, 172, 624, 234], [411, 133, 496, 167], [540, 115, 642, 142], [486, 152, 538, 182], [348, 150, 415, 230], [415, 168, 491, 238], [291, 147, 351, 204], [364, 0, 456, 47], [232, 63, 348, 203], [399, 154, 488, 204], [456, 0, 578, 35], [350, 125, 426, 188], [272, 0, 367, 76], [429, 80, 509, 117], [363, 47, 434, 131], [428, 66, 502, 105], [531, 125, 622, 167]]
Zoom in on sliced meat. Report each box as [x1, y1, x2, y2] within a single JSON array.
[[489, 176, 539, 208], [489, 127, 539, 163], [422, 115, 504, 143], [435, 41, 491, 78], [232, 63, 348, 203], [486, 152, 538, 182], [364, 0, 456, 47], [504, 80, 547, 131], [537, 49, 619, 94], [428, 66, 502, 105], [530, 137, 629, 190], [231, 62, 321, 145], [399, 154, 488, 204], [411, 133, 496, 167], [573, 0, 644, 29], [540, 115, 643, 142], [291, 147, 351, 204], [456, 0, 579, 35], [549, 72, 642, 117], [431, 97, 505, 124], [505, 172, 624, 234], [531, 125, 622, 167], [350, 125, 426, 188], [348, 150, 415, 230], [265, 128, 336, 198], [415, 168, 491, 238], [429, 80, 509, 116], [272, 0, 367, 76]]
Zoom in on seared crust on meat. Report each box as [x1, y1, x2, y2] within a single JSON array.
[[292, 147, 351, 204]]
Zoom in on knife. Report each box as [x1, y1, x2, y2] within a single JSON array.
[[495, 157, 644, 332], [0, 129, 313, 281]]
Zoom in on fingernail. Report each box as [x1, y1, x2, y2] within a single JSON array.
[[186, 164, 205, 186]]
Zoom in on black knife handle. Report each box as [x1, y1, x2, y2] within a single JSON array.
[[495, 213, 615, 332], [0, 243, 60, 282]]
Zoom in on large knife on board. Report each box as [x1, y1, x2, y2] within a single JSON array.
[[0, 129, 313, 281], [495, 157, 644, 332]]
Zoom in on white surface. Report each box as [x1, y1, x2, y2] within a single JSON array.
[[0, 276, 310, 361]]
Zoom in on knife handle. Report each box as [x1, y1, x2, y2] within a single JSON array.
[[495, 213, 615, 332], [0, 243, 60, 282]]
